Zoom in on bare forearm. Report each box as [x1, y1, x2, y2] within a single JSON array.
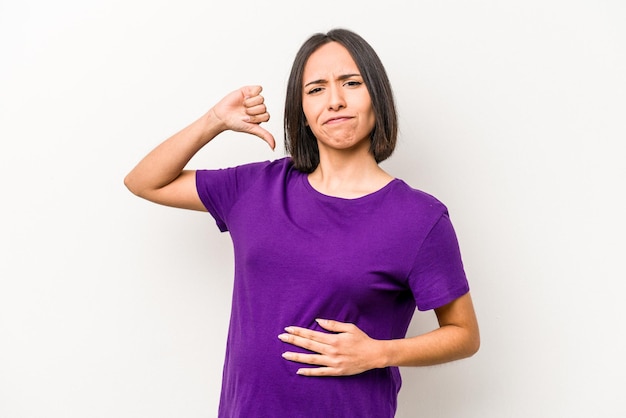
[[379, 324, 480, 368], [381, 294, 480, 368], [124, 110, 222, 197]]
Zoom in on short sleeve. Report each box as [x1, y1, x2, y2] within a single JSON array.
[[196, 161, 270, 232], [408, 212, 470, 311]]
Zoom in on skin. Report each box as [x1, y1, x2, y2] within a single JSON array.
[[303, 42, 394, 198], [123, 85, 274, 210], [302, 42, 376, 165], [124, 42, 480, 379]]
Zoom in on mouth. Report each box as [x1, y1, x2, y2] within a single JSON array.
[[324, 116, 353, 125]]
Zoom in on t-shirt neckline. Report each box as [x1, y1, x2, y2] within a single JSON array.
[[300, 172, 399, 204]]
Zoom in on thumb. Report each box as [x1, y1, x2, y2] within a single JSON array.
[[246, 123, 276, 150]]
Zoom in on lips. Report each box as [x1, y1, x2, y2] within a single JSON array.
[[324, 116, 353, 125]]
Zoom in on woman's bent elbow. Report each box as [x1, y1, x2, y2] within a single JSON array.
[[465, 329, 481, 358], [123, 174, 147, 198], [123, 175, 138, 195]]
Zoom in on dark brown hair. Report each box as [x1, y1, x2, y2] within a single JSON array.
[[284, 28, 398, 173]]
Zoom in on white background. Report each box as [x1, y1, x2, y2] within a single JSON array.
[[1, 0, 625, 417]]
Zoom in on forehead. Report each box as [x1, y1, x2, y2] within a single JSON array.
[[303, 42, 359, 80]]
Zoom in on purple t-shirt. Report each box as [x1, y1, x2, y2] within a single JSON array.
[[196, 157, 469, 418]]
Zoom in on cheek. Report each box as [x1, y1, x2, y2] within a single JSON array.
[[367, 103, 376, 128], [301, 106, 321, 129], [302, 96, 325, 119], [301, 104, 312, 126], [367, 112, 376, 131]]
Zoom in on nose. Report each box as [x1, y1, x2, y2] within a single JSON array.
[[327, 83, 346, 111]]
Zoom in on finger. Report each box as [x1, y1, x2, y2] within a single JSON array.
[[241, 85, 263, 100], [281, 351, 328, 366], [278, 332, 328, 354], [296, 367, 339, 377], [245, 107, 266, 121], [315, 318, 356, 333], [244, 94, 265, 108], [283, 326, 335, 344]]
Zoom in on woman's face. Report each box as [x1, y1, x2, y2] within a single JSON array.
[[301, 42, 376, 156]]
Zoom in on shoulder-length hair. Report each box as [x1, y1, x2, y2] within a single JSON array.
[[284, 28, 398, 173]]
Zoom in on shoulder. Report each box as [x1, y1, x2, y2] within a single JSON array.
[[236, 156, 295, 175], [388, 179, 448, 216], [197, 157, 295, 181], [237, 157, 301, 187]]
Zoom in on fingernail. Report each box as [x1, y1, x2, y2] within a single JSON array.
[[278, 333, 287, 341], [284, 326, 294, 333]]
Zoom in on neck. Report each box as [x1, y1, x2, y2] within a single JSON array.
[[308, 147, 393, 199]]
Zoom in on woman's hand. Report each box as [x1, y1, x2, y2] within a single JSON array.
[[277, 294, 480, 377], [278, 319, 385, 376], [210, 85, 275, 149]]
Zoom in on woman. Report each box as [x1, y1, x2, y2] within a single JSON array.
[[125, 28, 479, 418]]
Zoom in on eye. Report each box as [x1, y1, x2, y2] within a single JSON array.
[[344, 80, 363, 88], [306, 86, 323, 95]]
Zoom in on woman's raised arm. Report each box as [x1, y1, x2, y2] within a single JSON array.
[[123, 85, 274, 210]]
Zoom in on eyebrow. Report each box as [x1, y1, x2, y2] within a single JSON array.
[[303, 73, 362, 88]]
